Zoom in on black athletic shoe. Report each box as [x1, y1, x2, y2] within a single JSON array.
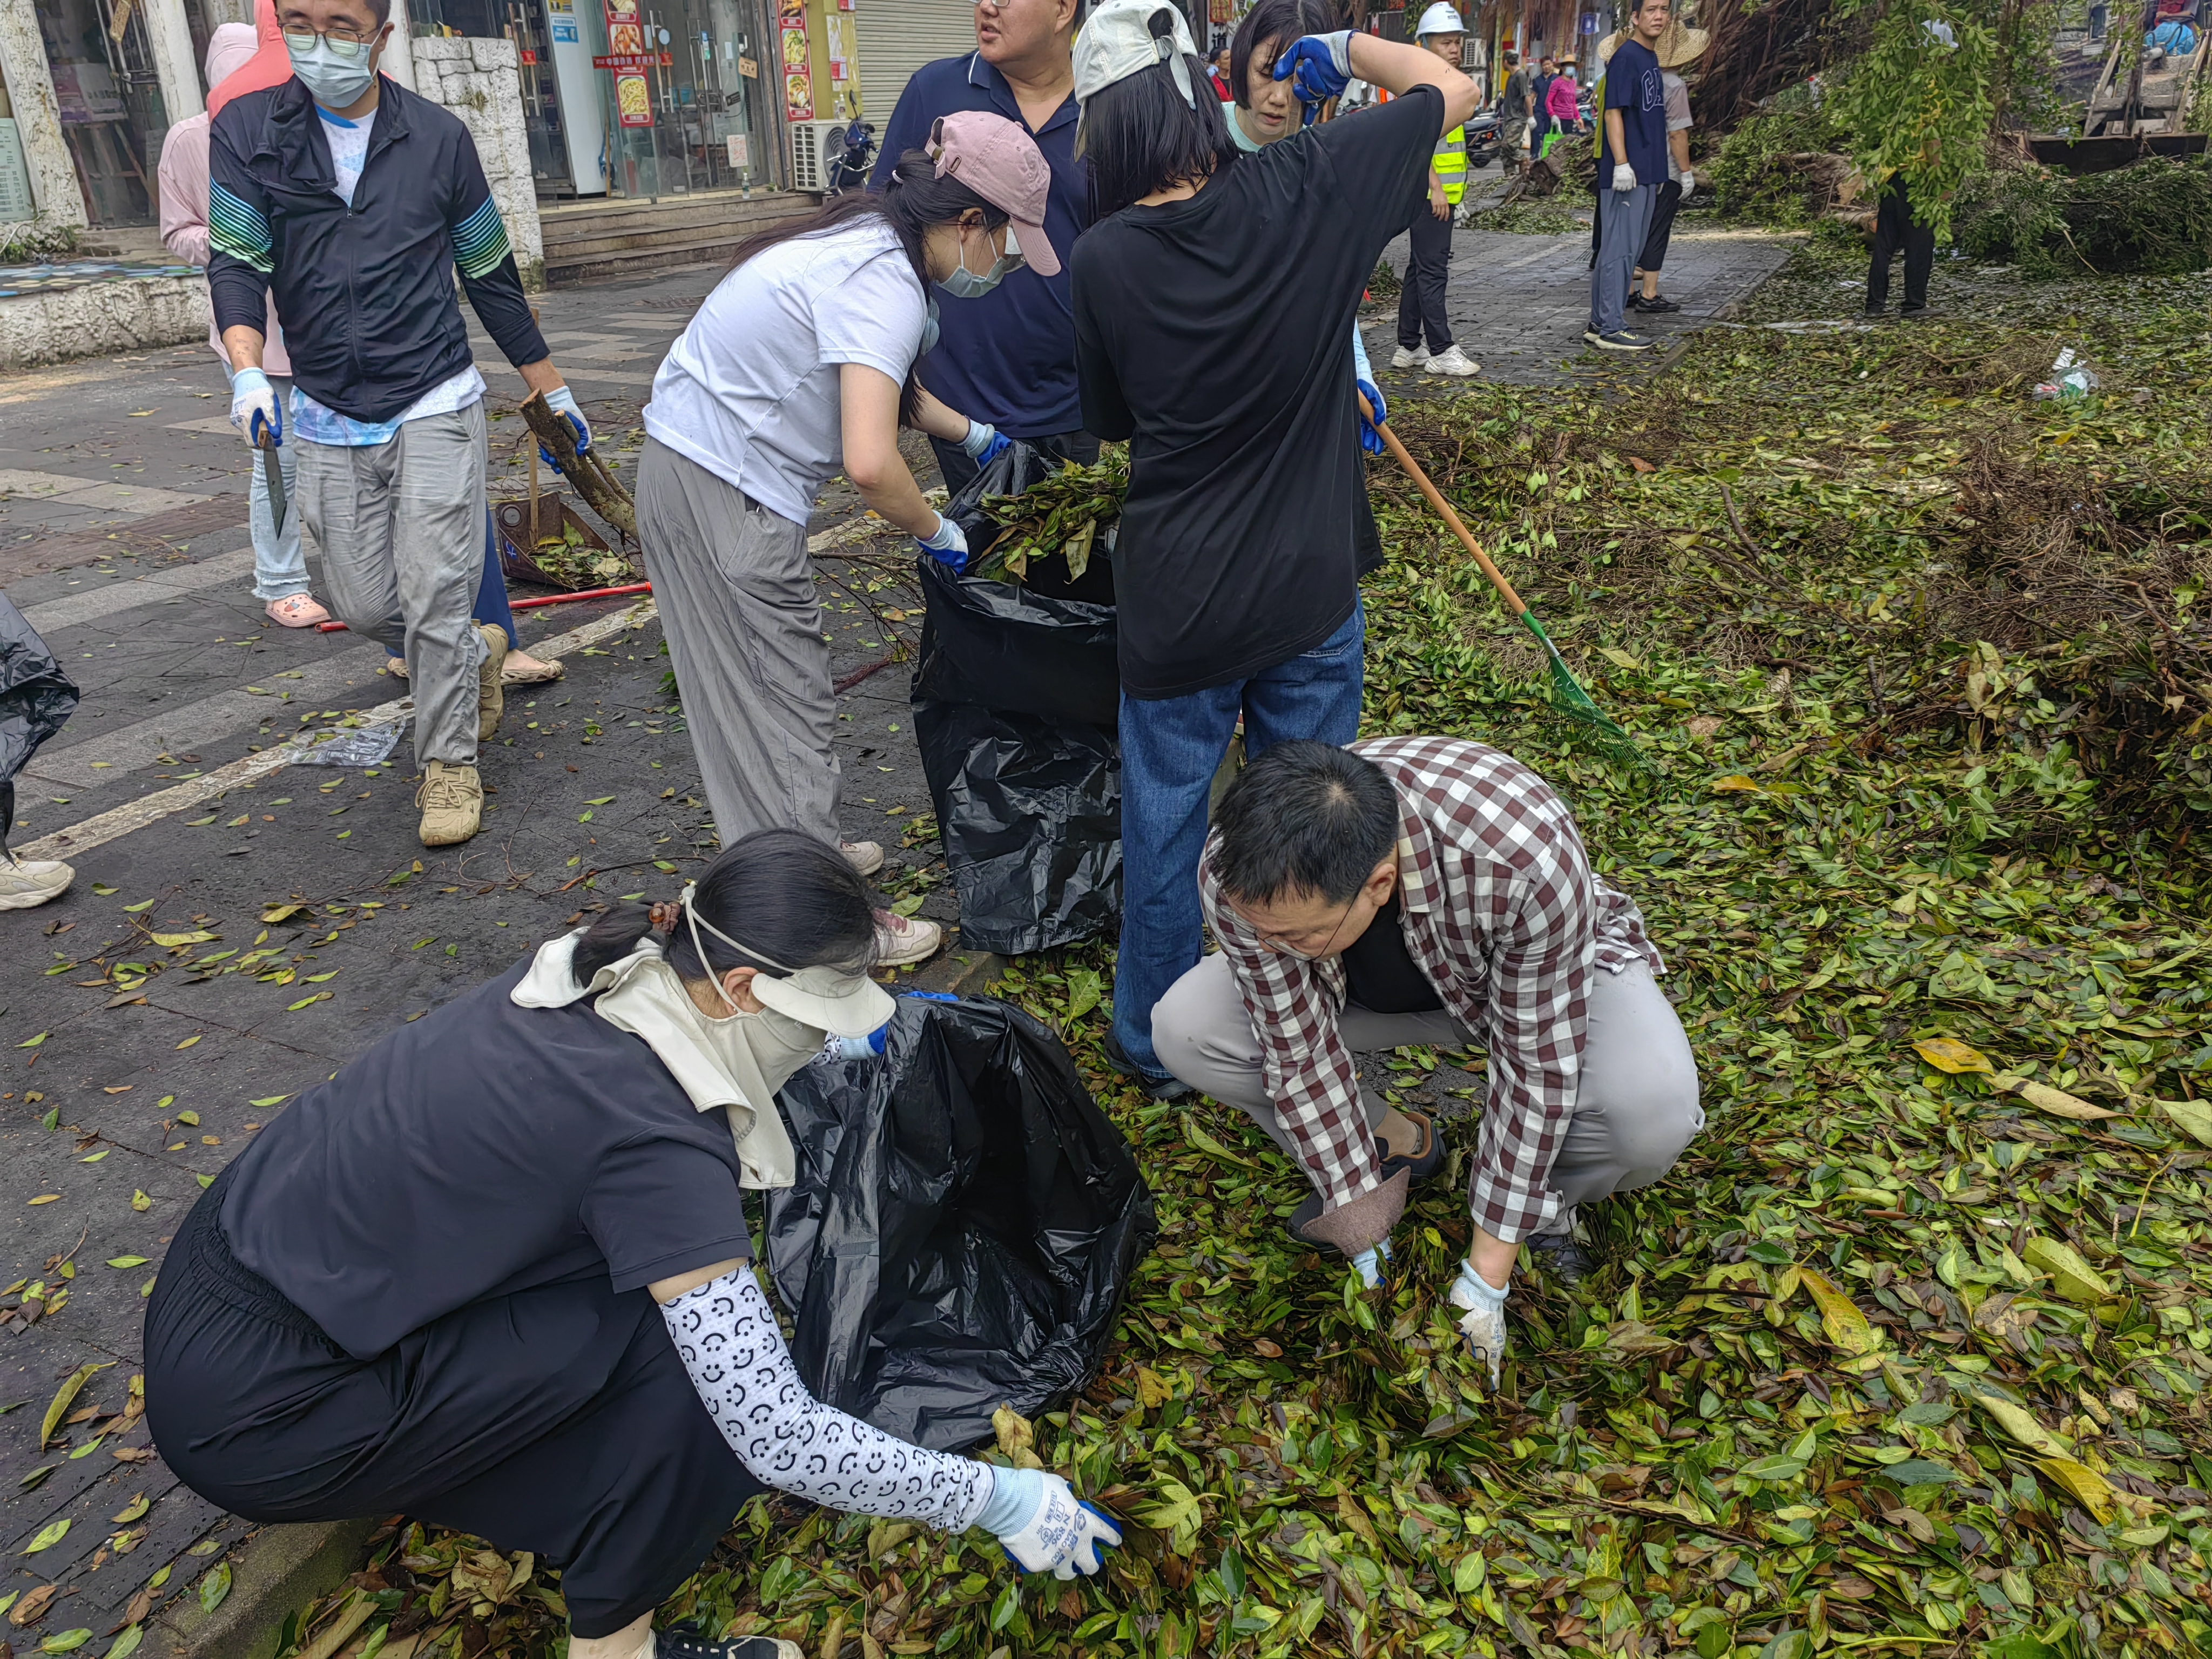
[[1379, 1108, 1447, 1187], [657, 1626, 802, 1659], [1102, 1031, 1193, 1101], [1898, 303, 1941, 321], [1630, 293, 1681, 313], [1583, 328, 1657, 352], [1862, 305, 1887, 320], [1527, 1233, 1596, 1286]]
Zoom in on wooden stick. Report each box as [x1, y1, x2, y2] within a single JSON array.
[[528, 440, 541, 546], [1361, 395, 1530, 616], [520, 392, 636, 539]]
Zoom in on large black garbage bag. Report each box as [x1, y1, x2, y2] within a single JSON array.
[[0, 595, 78, 858], [767, 994, 1156, 1451], [912, 698, 1120, 956], [911, 554, 1117, 727]]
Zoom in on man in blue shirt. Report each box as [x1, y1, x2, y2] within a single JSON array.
[[1585, 0, 1669, 352], [870, 0, 1090, 492]]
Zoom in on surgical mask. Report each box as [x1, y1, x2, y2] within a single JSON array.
[[287, 36, 376, 111], [920, 294, 941, 354], [938, 222, 1023, 300]]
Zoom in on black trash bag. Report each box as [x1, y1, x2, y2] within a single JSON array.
[[910, 553, 1117, 729], [945, 437, 1064, 551], [912, 698, 1120, 956], [767, 993, 1156, 1451], [0, 595, 78, 859]]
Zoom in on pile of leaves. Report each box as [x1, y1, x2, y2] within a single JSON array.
[[523, 522, 637, 591], [271, 249, 2212, 1659], [1707, 95, 1857, 227], [1954, 158, 2212, 279], [971, 448, 1128, 586]]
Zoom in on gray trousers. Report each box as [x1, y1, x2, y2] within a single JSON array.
[[294, 403, 489, 768], [1151, 952, 1703, 1235], [1590, 182, 1657, 336], [635, 439, 839, 848]]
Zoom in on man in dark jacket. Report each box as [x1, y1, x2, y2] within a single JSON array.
[[210, 0, 584, 847], [868, 0, 1091, 493]]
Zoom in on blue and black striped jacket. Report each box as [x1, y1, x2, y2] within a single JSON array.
[[208, 75, 547, 425]]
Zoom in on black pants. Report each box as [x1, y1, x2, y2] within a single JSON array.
[[1397, 203, 1455, 354], [930, 427, 1101, 497], [1867, 180, 1934, 311], [1637, 178, 1683, 275], [145, 1175, 763, 1638]]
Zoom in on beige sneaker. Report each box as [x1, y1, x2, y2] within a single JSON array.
[[0, 856, 73, 909], [841, 839, 886, 877], [873, 907, 942, 968], [477, 624, 510, 740], [416, 760, 483, 846]]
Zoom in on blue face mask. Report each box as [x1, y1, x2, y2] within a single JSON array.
[[920, 295, 940, 354], [935, 223, 1023, 300], [287, 35, 377, 110]]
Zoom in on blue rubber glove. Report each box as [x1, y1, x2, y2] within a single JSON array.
[[1273, 31, 1354, 124], [960, 420, 1011, 466], [916, 512, 969, 574], [231, 366, 281, 449], [981, 1467, 1122, 1580], [1356, 378, 1387, 457], [538, 385, 592, 471]]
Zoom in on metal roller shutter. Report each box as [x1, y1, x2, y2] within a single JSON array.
[[854, 0, 979, 130]]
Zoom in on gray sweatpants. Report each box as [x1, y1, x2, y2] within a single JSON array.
[[635, 439, 839, 848], [294, 403, 489, 769], [1151, 952, 1702, 1236], [1590, 182, 1657, 336]]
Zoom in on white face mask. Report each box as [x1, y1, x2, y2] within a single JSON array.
[[938, 222, 1023, 300]]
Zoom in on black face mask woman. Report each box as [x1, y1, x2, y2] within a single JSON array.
[[143, 830, 1118, 1659]]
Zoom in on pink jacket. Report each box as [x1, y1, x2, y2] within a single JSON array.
[[1546, 75, 1581, 123], [160, 23, 290, 374]]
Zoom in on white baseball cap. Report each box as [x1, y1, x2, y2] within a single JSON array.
[[1415, 2, 1466, 36], [1074, 0, 1201, 107]]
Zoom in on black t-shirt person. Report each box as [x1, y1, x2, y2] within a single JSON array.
[[1072, 86, 1442, 700]]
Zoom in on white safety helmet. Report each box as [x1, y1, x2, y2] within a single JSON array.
[[1415, 2, 1466, 37]]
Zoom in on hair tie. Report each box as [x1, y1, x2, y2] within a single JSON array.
[[648, 900, 682, 935]]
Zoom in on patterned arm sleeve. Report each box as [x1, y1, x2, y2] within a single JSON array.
[[660, 1268, 995, 1532], [1467, 851, 1594, 1243], [447, 132, 549, 369], [1197, 843, 1381, 1212], [206, 107, 274, 340]]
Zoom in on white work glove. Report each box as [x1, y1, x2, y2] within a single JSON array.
[[231, 366, 280, 448], [1611, 163, 1638, 193], [916, 512, 970, 573], [1449, 1258, 1509, 1386], [1680, 168, 1696, 195], [959, 419, 1009, 463], [537, 384, 592, 474], [981, 1468, 1122, 1579]]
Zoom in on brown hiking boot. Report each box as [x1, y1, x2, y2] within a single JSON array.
[[477, 623, 510, 740], [416, 760, 483, 846]]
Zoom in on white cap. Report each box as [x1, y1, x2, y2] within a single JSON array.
[[1074, 0, 1201, 107], [1415, 2, 1466, 37]]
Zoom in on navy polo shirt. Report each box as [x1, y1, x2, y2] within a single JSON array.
[[870, 53, 1089, 439]]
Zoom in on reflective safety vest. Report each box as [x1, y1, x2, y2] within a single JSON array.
[[1433, 124, 1467, 204]]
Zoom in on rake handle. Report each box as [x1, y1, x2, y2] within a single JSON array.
[[1361, 395, 1529, 618]]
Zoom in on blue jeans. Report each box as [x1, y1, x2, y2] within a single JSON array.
[[1110, 599, 1366, 1079], [388, 509, 516, 659]]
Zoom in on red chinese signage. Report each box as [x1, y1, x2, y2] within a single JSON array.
[[591, 51, 672, 67]]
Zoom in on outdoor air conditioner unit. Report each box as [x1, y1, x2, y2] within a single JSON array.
[[790, 119, 850, 194]]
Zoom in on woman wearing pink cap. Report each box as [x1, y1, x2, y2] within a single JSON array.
[[639, 111, 1058, 973]]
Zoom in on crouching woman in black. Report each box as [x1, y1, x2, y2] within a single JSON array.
[[145, 830, 1118, 1659]]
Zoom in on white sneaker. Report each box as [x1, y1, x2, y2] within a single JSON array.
[[1424, 344, 1480, 377], [0, 857, 73, 909], [841, 839, 885, 878], [873, 907, 943, 968], [1389, 344, 1429, 369]]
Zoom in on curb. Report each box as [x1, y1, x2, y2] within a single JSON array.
[[911, 947, 1007, 998], [150, 1519, 379, 1659]]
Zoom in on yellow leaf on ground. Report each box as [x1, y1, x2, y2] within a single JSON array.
[[2036, 1455, 2116, 1522], [2022, 1236, 2114, 1305], [1993, 1075, 2120, 1120], [2159, 1097, 2212, 1147], [1798, 1268, 1882, 1356], [1972, 1391, 2071, 1458], [1135, 1367, 1172, 1409], [1710, 774, 1763, 793], [1913, 1037, 1994, 1074]]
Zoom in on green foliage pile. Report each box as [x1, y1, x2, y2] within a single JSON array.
[[1954, 159, 2212, 278], [1708, 96, 1854, 227], [273, 265, 2212, 1659]]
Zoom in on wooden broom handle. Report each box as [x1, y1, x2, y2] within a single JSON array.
[[1361, 394, 1530, 618]]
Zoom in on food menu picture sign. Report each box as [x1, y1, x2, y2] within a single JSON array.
[[779, 0, 813, 122], [604, 0, 652, 126]]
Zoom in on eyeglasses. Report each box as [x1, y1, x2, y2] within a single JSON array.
[[282, 24, 378, 56]]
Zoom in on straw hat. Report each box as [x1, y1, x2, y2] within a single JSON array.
[[1597, 17, 1712, 69]]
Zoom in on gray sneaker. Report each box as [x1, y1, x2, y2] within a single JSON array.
[[1583, 328, 1657, 352]]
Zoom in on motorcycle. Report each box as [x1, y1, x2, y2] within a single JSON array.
[[825, 120, 876, 195], [1463, 106, 1502, 167]]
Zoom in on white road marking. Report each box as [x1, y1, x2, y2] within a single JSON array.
[[22, 547, 259, 633]]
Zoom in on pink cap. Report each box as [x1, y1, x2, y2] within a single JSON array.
[[928, 112, 1061, 278]]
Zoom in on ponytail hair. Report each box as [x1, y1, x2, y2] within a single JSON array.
[[570, 828, 878, 990]]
